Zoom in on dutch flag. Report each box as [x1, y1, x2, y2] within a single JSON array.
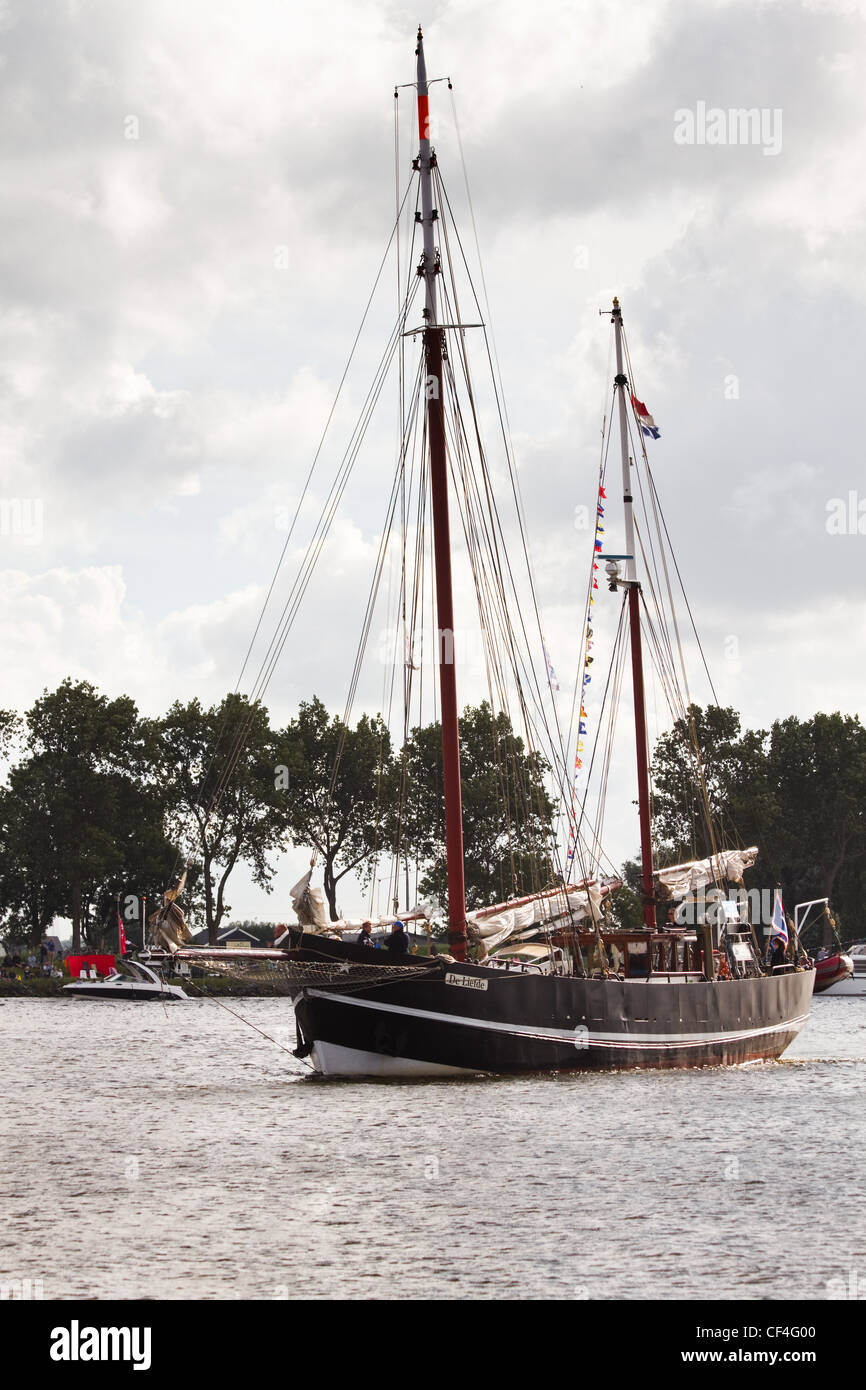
[[631, 393, 660, 440]]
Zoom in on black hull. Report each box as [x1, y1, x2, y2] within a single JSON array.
[[292, 962, 814, 1076]]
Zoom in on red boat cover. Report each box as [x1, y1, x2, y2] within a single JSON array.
[[67, 954, 116, 979]]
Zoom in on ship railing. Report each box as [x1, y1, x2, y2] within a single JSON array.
[[643, 970, 707, 983]]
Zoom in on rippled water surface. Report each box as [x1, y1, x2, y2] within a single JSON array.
[[1, 994, 864, 1300]]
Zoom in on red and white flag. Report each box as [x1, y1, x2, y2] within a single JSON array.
[[117, 907, 127, 956]]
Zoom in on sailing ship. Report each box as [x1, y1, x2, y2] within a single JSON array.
[[153, 27, 814, 1074]]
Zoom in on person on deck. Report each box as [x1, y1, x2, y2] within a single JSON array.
[[773, 938, 787, 968], [386, 920, 409, 956], [356, 920, 374, 948]]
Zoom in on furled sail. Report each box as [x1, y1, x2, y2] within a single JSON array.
[[289, 867, 330, 930], [655, 847, 759, 898], [467, 883, 607, 957], [148, 870, 193, 951], [285, 872, 610, 957]]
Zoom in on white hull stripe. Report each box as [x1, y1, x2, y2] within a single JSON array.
[[304, 990, 811, 1052], [310, 1042, 474, 1077]]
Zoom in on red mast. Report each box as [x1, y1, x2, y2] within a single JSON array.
[[416, 29, 468, 959], [611, 299, 656, 929]]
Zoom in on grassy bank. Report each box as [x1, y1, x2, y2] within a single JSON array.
[[0, 976, 67, 997]]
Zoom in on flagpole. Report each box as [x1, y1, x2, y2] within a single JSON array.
[[611, 298, 656, 930]]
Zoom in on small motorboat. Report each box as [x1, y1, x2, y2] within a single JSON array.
[[814, 949, 855, 992], [63, 959, 188, 1001], [795, 898, 856, 995], [818, 941, 866, 997]]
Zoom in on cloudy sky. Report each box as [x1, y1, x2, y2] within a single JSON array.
[[2, 0, 865, 920]]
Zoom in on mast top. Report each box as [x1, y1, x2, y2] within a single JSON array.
[[416, 27, 429, 98]]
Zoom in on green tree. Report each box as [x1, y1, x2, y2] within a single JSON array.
[[401, 701, 556, 911], [0, 761, 67, 948], [0, 708, 19, 758], [651, 703, 771, 864], [762, 712, 866, 911], [0, 680, 175, 952], [650, 704, 866, 933], [609, 859, 645, 929], [279, 697, 396, 920], [154, 694, 289, 945]]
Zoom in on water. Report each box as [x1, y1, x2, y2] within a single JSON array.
[[1, 994, 864, 1300]]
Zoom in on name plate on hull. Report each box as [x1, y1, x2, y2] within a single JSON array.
[[444, 972, 488, 991]]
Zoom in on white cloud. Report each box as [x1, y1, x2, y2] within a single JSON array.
[[2, 0, 866, 917]]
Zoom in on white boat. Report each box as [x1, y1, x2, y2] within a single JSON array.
[[63, 960, 188, 1001]]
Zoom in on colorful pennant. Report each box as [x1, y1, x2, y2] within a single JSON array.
[[567, 477, 606, 869]]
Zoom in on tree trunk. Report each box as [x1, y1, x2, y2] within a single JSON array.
[[324, 859, 339, 920], [29, 900, 42, 950], [204, 858, 217, 946], [821, 846, 846, 907]]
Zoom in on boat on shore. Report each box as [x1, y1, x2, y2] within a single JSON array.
[[156, 27, 814, 1075]]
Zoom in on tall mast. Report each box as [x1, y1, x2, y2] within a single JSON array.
[[416, 28, 468, 959], [611, 298, 656, 929]]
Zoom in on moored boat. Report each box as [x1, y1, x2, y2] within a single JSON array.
[[63, 959, 188, 1002], [795, 898, 855, 994], [815, 941, 865, 997]]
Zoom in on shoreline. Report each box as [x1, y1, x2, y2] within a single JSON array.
[[0, 977, 292, 999]]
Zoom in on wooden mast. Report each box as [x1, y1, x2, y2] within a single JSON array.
[[416, 28, 468, 959], [611, 298, 656, 929]]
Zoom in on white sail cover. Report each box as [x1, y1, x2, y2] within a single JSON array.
[[288, 872, 608, 955], [289, 867, 427, 936], [656, 847, 759, 897], [289, 868, 330, 930], [467, 884, 604, 955]]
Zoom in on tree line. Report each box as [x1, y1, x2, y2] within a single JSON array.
[[0, 679, 552, 951], [646, 704, 866, 943], [1, 680, 863, 952]]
